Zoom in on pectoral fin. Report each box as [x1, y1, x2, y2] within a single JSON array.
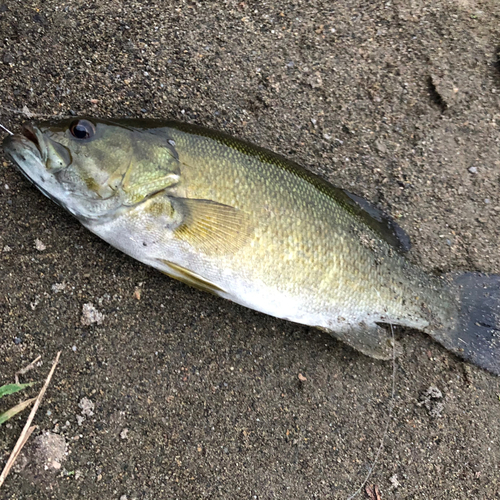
[[174, 198, 252, 255]]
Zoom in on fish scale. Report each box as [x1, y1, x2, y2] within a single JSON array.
[[167, 124, 442, 320]]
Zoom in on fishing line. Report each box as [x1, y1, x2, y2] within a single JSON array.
[[0, 104, 71, 119], [345, 324, 397, 500], [0, 123, 13, 135]]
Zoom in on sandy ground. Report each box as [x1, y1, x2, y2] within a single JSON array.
[[1, 0, 500, 498]]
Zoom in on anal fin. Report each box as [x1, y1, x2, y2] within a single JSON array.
[[318, 323, 400, 360]]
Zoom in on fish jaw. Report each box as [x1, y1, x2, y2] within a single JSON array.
[[3, 133, 49, 193]]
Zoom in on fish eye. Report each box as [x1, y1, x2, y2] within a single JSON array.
[[69, 119, 96, 140]]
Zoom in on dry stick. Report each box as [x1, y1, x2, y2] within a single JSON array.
[[346, 325, 397, 500], [0, 351, 61, 489], [15, 355, 42, 385]]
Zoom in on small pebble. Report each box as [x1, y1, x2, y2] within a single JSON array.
[[81, 303, 105, 326], [34, 239, 46, 251], [468, 166, 477, 174], [79, 397, 95, 416], [52, 282, 67, 293]]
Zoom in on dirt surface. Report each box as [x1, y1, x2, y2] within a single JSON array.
[[1, 1, 499, 498]]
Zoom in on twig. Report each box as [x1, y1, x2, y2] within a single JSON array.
[[346, 326, 397, 500], [15, 355, 42, 385], [0, 351, 61, 489]]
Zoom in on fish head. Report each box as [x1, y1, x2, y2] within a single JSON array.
[[2, 117, 181, 220]]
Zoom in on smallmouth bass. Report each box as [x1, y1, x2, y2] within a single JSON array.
[[2, 118, 499, 375]]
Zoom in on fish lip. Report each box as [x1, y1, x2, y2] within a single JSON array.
[[21, 122, 47, 162]]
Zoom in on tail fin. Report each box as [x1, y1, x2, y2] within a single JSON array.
[[432, 273, 500, 376]]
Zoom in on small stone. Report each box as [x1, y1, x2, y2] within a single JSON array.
[[424, 386, 442, 399], [81, 303, 105, 326], [52, 282, 67, 293], [79, 397, 95, 416], [374, 140, 387, 154], [307, 71, 323, 88], [34, 239, 46, 251], [418, 385, 444, 418], [468, 166, 477, 174], [389, 474, 400, 488], [22, 106, 33, 119]]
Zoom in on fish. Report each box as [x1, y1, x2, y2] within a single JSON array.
[[2, 117, 499, 375]]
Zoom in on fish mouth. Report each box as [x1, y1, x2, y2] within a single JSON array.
[[21, 123, 47, 162], [1, 123, 60, 204]]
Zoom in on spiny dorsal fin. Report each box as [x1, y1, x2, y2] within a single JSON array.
[[174, 198, 252, 255]]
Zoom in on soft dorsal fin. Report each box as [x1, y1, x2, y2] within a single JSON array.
[[173, 198, 253, 255], [340, 190, 411, 253]]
